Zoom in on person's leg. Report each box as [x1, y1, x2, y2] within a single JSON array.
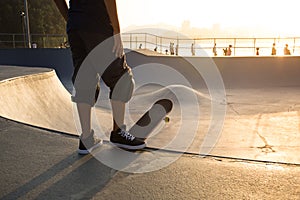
[[102, 56, 134, 130], [111, 100, 125, 132], [79, 33, 144, 149], [68, 31, 101, 154], [76, 103, 92, 138], [68, 31, 93, 137], [102, 56, 145, 149]]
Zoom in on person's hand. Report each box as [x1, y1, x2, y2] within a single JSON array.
[[112, 34, 124, 58]]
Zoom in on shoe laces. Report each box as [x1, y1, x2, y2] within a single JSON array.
[[119, 129, 135, 141]]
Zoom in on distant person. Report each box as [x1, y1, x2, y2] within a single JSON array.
[[284, 44, 291, 55], [191, 43, 195, 56], [170, 42, 175, 55], [271, 43, 277, 55], [223, 48, 227, 56], [212, 43, 217, 56], [59, 41, 69, 49], [53, 0, 146, 154], [175, 44, 179, 56], [154, 46, 157, 52], [139, 43, 142, 49], [256, 47, 260, 56], [59, 42, 65, 48], [226, 45, 232, 56]]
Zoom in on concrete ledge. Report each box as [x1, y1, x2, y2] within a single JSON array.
[[0, 66, 77, 134]]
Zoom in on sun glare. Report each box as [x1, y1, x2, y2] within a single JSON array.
[[117, 0, 300, 37]]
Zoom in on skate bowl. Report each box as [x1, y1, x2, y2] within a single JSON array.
[[0, 50, 300, 165], [0, 66, 77, 134]]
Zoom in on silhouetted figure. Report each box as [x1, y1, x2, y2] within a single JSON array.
[[139, 43, 142, 49], [226, 45, 232, 56], [284, 44, 291, 55], [212, 43, 217, 56], [170, 42, 175, 55], [191, 43, 195, 56], [223, 48, 227, 56], [256, 47, 260, 56], [271, 43, 276, 55], [175, 44, 179, 56], [53, 0, 146, 153]]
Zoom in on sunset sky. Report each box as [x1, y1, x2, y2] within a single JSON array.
[[64, 0, 300, 37], [116, 0, 299, 36]]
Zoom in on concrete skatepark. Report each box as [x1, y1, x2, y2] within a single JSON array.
[[1, 49, 300, 199]]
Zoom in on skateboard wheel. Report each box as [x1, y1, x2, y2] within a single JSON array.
[[164, 116, 170, 123]]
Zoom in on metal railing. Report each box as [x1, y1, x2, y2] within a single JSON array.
[[0, 33, 68, 48], [1, 32, 300, 56], [122, 33, 300, 56]]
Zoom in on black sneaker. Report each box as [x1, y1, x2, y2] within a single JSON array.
[[78, 130, 102, 155], [110, 126, 146, 150]]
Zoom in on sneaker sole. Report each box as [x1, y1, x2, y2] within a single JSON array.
[[78, 141, 102, 155], [110, 142, 146, 150], [77, 149, 90, 155]]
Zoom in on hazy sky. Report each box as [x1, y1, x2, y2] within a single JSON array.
[[64, 0, 300, 36], [116, 0, 300, 36]]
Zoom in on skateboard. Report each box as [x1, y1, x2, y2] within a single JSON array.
[[129, 99, 173, 141]]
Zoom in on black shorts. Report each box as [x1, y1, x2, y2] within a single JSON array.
[[68, 31, 134, 105]]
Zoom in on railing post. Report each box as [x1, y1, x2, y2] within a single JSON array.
[[130, 33, 132, 49], [293, 37, 296, 54], [234, 38, 236, 56], [160, 36, 162, 53], [193, 39, 196, 56], [177, 37, 179, 56], [46, 34, 49, 48], [144, 33, 147, 50], [156, 36, 158, 50], [254, 38, 256, 55], [214, 38, 217, 56], [12, 34, 15, 48], [42, 35, 46, 48]]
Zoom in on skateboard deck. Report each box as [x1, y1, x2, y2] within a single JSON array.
[[129, 99, 173, 141]]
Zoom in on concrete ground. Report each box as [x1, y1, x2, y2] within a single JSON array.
[[1, 59, 300, 199], [1, 117, 300, 200]]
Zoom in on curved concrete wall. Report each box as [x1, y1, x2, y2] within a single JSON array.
[[126, 51, 300, 89], [0, 48, 299, 88], [213, 56, 300, 88], [0, 48, 73, 81], [0, 66, 77, 134]]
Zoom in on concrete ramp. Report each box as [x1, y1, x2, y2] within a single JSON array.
[[1, 64, 300, 165], [0, 66, 77, 134]]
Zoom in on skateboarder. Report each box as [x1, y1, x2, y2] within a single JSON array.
[[53, 0, 146, 154]]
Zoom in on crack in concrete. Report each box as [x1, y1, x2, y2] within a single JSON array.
[[256, 142, 276, 153], [228, 103, 277, 154], [254, 114, 276, 154]]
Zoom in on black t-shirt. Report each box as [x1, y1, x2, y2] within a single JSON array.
[[67, 0, 113, 36]]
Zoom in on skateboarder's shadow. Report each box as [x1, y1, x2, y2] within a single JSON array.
[[3, 152, 122, 200]]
